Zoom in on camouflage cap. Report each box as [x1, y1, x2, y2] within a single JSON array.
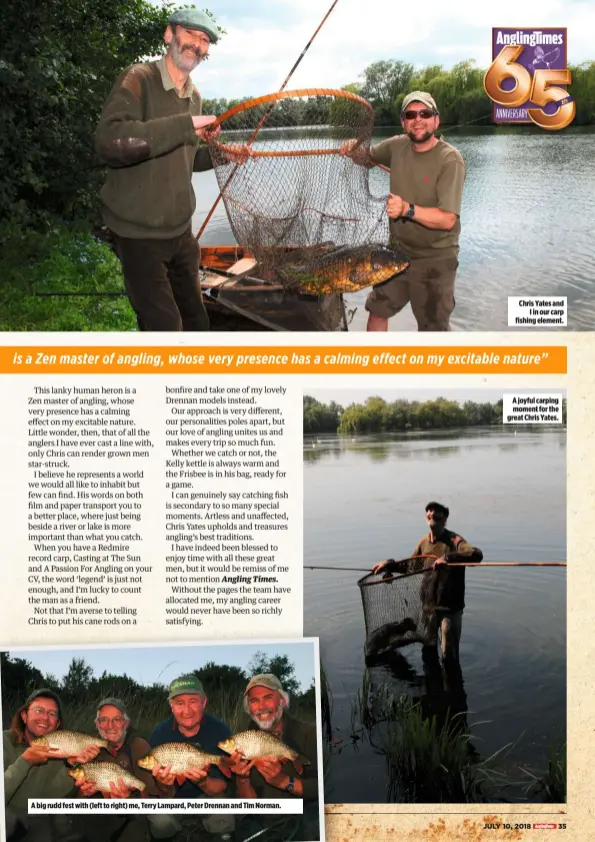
[[244, 674, 284, 695], [168, 674, 205, 700], [168, 9, 219, 44], [401, 91, 439, 114], [96, 697, 129, 718]]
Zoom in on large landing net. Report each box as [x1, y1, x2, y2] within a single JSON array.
[[207, 89, 408, 295], [358, 557, 441, 657]]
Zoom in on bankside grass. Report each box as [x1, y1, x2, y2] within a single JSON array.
[[521, 743, 566, 803], [0, 225, 136, 332], [349, 677, 511, 803]]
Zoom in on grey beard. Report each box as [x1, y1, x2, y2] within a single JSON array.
[[251, 704, 283, 731], [169, 38, 206, 73]]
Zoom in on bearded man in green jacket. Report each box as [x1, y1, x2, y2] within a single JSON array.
[[95, 9, 251, 332]]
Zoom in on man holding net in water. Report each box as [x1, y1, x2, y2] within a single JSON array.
[[340, 92, 465, 332], [372, 502, 482, 660], [95, 9, 252, 332]]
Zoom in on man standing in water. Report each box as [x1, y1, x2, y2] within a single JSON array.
[[95, 9, 251, 332], [373, 502, 483, 659], [340, 92, 465, 331]]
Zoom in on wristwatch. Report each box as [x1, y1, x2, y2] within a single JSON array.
[[405, 202, 415, 219], [285, 776, 295, 793]]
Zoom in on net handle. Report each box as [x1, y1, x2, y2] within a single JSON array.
[[358, 558, 567, 587]]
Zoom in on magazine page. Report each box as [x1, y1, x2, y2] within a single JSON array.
[[0, 1, 591, 841]]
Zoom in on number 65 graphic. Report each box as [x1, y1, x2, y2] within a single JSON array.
[[484, 45, 575, 130]]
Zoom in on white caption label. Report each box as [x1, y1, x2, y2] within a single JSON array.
[[28, 798, 303, 815], [503, 394, 563, 424], [508, 297, 567, 327]]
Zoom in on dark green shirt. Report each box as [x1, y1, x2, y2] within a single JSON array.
[[95, 57, 213, 239], [245, 713, 319, 802], [3, 730, 76, 809]]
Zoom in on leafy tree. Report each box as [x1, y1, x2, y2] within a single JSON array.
[[247, 651, 301, 697], [195, 662, 248, 694], [0, 652, 46, 704], [62, 658, 93, 698], [0, 2, 225, 229], [360, 60, 414, 122]]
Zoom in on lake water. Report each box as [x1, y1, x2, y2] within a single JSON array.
[[303, 427, 566, 803], [193, 126, 595, 331]]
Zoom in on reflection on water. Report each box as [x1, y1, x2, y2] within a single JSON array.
[[304, 427, 566, 803], [193, 126, 595, 330]]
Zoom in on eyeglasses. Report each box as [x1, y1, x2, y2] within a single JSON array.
[[97, 716, 126, 726], [403, 109, 436, 120], [30, 707, 59, 719]]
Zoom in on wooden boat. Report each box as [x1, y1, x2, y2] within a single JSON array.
[[199, 245, 349, 332]]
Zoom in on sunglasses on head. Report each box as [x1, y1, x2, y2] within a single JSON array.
[[403, 109, 435, 120]]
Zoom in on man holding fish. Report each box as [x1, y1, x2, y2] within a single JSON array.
[[145, 674, 234, 839], [373, 502, 483, 660], [225, 674, 320, 841], [70, 698, 169, 842], [95, 9, 252, 333], [3, 688, 100, 841], [341, 91, 465, 332]]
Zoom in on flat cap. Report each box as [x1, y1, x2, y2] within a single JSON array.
[[168, 9, 219, 44]]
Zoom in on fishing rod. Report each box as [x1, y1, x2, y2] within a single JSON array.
[[196, 0, 342, 240], [306, 562, 567, 573]]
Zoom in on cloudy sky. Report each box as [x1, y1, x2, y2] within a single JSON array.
[[174, 0, 595, 100]]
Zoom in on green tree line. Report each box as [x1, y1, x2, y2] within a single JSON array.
[[1, 650, 315, 734], [304, 396, 567, 434]]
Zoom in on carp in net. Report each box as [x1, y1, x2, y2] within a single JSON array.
[[207, 88, 409, 295], [358, 556, 443, 660]]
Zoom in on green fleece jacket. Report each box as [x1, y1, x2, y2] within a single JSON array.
[[244, 714, 319, 802], [3, 730, 76, 809], [95, 57, 213, 239]]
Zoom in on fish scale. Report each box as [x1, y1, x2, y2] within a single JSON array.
[[137, 742, 231, 778], [218, 731, 307, 774], [68, 761, 145, 793], [31, 730, 108, 757]]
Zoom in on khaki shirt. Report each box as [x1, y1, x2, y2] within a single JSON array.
[[371, 135, 466, 259]]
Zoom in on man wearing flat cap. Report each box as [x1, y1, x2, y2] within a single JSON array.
[[230, 674, 320, 842], [3, 688, 99, 841], [95, 9, 251, 333], [341, 91, 466, 332]]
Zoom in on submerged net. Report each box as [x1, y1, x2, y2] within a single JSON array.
[[207, 88, 409, 295], [358, 556, 440, 657]]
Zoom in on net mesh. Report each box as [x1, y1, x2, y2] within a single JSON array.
[[207, 88, 409, 295], [358, 557, 439, 658]]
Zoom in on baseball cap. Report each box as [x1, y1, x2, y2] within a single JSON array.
[[168, 674, 205, 700], [25, 688, 62, 713], [168, 9, 219, 44], [96, 697, 129, 718], [244, 674, 284, 695], [401, 91, 438, 114]]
